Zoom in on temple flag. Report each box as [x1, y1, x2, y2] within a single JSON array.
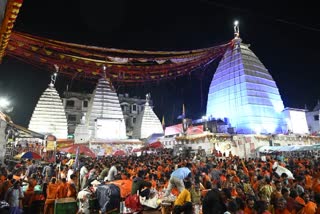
[[177, 104, 185, 119], [74, 146, 80, 171], [162, 115, 165, 130]]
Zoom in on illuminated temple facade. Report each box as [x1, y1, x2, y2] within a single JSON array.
[[85, 78, 126, 140], [206, 37, 285, 134], [28, 83, 68, 139], [132, 94, 164, 139]]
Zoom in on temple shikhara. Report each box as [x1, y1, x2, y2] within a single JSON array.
[[0, 0, 319, 162], [28, 76, 68, 139], [85, 77, 127, 141], [132, 94, 164, 139], [206, 35, 285, 134]]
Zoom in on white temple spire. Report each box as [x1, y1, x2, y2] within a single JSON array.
[[132, 93, 164, 139]]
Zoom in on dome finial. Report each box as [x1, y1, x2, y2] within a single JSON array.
[[145, 93, 151, 106], [49, 64, 59, 87], [234, 20, 240, 38]]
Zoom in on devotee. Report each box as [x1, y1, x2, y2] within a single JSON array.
[[254, 200, 271, 214], [25, 160, 37, 177], [270, 180, 283, 207], [105, 162, 118, 182], [67, 173, 77, 199], [77, 184, 93, 214], [172, 180, 192, 214], [5, 180, 24, 214], [23, 173, 37, 208], [80, 164, 88, 189], [164, 162, 192, 197], [131, 170, 152, 198], [301, 192, 317, 214], [244, 196, 255, 214], [0, 174, 13, 201], [56, 178, 68, 199], [44, 177, 59, 214], [274, 197, 291, 214], [202, 188, 226, 214]]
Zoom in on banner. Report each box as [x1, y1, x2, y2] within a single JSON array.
[[46, 141, 55, 151]]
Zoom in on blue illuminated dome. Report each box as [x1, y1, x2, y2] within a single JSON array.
[[206, 38, 285, 134]]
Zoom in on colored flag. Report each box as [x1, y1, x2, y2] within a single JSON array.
[[74, 146, 80, 171], [177, 104, 186, 119], [162, 115, 165, 130]]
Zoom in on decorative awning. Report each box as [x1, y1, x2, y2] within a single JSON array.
[[6, 31, 232, 83], [0, 0, 24, 63]]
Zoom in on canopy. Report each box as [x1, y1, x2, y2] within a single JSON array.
[[0, 0, 24, 63], [113, 150, 126, 156], [60, 144, 96, 158], [6, 31, 231, 83], [257, 145, 315, 153], [14, 151, 42, 160], [147, 141, 163, 149]]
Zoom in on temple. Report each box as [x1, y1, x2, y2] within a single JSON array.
[[85, 78, 126, 140], [206, 27, 285, 134], [28, 82, 68, 139], [132, 94, 164, 139]]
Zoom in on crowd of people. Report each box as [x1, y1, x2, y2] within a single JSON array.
[[0, 148, 320, 214]]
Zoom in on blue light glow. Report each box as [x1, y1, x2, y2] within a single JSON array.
[[206, 42, 285, 134]]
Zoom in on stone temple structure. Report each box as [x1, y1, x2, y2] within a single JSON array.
[[84, 78, 126, 140], [132, 94, 164, 139], [28, 82, 68, 139], [206, 30, 284, 134]]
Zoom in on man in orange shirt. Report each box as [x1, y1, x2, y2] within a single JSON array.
[[244, 196, 255, 214], [67, 174, 77, 199], [56, 178, 68, 199], [0, 174, 13, 200], [274, 197, 291, 214], [301, 192, 317, 214], [44, 177, 59, 214]]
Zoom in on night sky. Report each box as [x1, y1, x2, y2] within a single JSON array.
[[1, 0, 319, 127]]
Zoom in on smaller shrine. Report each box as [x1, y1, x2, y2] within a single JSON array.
[[28, 70, 68, 139], [132, 93, 164, 139]]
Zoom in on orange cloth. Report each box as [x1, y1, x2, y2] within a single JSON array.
[[44, 182, 59, 214], [109, 180, 133, 198], [67, 182, 77, 198], [56, 182, 68, 199], [305, 175, 313, 190], [46, 182, 59, 200], [23, 178, 37, 207], [274, 208, 291, 214], [302, 201, 317, 214], [244, 207, 254, 214]]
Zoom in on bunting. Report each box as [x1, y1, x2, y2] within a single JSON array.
[[0, 0, 24, 63], [4, 31, 232, 83]]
